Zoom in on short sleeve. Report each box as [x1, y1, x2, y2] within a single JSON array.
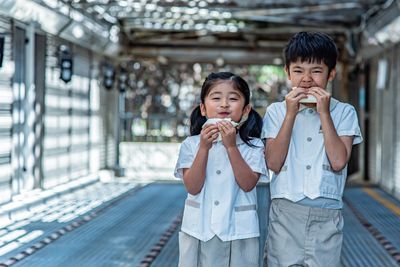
[[174, 137, 195, 179], [337, 105, 363, 145], [246, 139, 269, 183], [261, 103, 281, 140]]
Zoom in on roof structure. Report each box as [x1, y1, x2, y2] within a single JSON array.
[[28, 0, 400, 63]]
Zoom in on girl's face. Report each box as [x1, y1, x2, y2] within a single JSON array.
[[200, 81, 250, 122]]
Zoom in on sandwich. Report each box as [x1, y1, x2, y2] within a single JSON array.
[[202, 118, 239, 142]]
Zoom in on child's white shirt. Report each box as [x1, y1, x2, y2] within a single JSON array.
[[174, 135, 268, 242], [261, 98, 363, 204]]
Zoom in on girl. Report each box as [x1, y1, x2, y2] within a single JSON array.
[[174, 72, 268, 267]]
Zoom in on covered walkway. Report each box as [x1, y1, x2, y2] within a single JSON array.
[[0, 182, 399, 267], [0, 0, 400, 266]]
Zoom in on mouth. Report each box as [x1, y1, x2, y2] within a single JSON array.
[[217, 112, 230, 117]]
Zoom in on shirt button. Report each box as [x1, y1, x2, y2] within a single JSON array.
[[307, 137, 312, 142], [306, 165, 311, 170], [216, 170, 221, 175], [308, 109, 313, 114], [214, 201, 219, 206]]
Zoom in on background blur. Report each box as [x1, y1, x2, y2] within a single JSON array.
[[0, 1, 399, 266]]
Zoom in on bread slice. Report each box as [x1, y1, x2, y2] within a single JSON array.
[[202, 118, 238, 128], [202, 118, 239, 142], [299, 95, 317, 104]]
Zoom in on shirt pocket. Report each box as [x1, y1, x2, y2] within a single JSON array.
[[320, 164, 344, 196], [234, 204, 259, 235], [182, 199, 201, 230]]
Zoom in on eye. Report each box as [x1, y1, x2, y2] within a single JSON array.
[[211, 97, 220, 100], [229, 97, 239, 101], [293, 70, 302, 73]]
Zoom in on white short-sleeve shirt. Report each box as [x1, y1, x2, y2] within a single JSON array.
[[261, 98, 363, 203], [174, 135, 268, 242]]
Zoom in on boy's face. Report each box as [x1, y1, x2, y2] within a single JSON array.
[[286, 59, 336, 90]]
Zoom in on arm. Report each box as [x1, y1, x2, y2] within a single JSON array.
[[218, 121, 260, 192], [310, 87, 354, 171], [182, 148, 209, 195], [227, 146, 260, 192], [320, 113, 354, 171], [265, 87, 307, 173], [182, 124, 219, 195], [265, 113, 296, 173]]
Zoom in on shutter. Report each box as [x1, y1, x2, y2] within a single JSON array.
[[0, 17, 12, 203], [393, 44, 400, 198], [43, 37, 92, 188]]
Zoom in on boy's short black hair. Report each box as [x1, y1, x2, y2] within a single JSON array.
[[284, 31, 338, 72]]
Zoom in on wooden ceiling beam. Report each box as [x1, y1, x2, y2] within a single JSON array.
[[120, 46, 283, 65]]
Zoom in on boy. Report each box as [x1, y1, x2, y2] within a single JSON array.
[[262, 32, 363, 267]]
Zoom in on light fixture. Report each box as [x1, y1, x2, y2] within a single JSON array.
[[118, 67, 128, 92], [58, 45, 73, 83], [72, 25, 84, 39], [273, 57, 283, 65], [216, 57, 224, 66], [102, 64, 115, 90]]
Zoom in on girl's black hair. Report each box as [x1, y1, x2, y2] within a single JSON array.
[[284, 31, 338, 73], [190, 72, 263, 147]]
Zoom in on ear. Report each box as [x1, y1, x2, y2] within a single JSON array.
[[200, 103, 207, 117], [328, 68, 336, 81], [243, 104, 251, 117], [285, 66, 291, 79]]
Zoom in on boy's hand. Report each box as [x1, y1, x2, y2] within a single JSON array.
[[200, 124, 219, 149], [285, 87, 307, 115], [309, 87, 330, 114], [217, 120, 237, 149]]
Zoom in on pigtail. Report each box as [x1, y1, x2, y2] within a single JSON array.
[[238, 108, 263, 147], [190, 106, 207, 136]]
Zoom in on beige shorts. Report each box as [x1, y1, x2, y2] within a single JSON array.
[[179, 231, 259, 267], [264, 198, 343, 267]]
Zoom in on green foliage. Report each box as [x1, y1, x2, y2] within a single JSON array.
[[249, 65, 286, 84]]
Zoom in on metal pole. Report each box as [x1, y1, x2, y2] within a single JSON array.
[[114, 91, 125, 176], [22, 21, 36, 192]]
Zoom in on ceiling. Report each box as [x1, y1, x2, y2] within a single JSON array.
[[38, 0, 397, 64]]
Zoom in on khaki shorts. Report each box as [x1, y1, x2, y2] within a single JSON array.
[[179, 232, 259, 267], [264, 198, 343, 267]]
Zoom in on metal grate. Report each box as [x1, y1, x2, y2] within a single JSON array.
[[345, 187, 400, 249], [2, 183, 399, 267], [151, 183, 270, 267], [9, 183, 186, 267], [342, 186, 400, 266]]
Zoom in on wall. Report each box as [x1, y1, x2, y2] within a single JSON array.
[[0, 14, 117, 203], [366, 43, 400, 198], [0, 17, 13, 203]]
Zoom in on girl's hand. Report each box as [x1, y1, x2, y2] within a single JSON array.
[[285, 87, 307, 115], [309, 87, 330, 115], [200, 124, 219, 149], [218, 121, 237, 149]]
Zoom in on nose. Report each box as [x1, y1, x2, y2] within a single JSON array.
[[220, 98, 229, 107], [301, 72, 313, 82]]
